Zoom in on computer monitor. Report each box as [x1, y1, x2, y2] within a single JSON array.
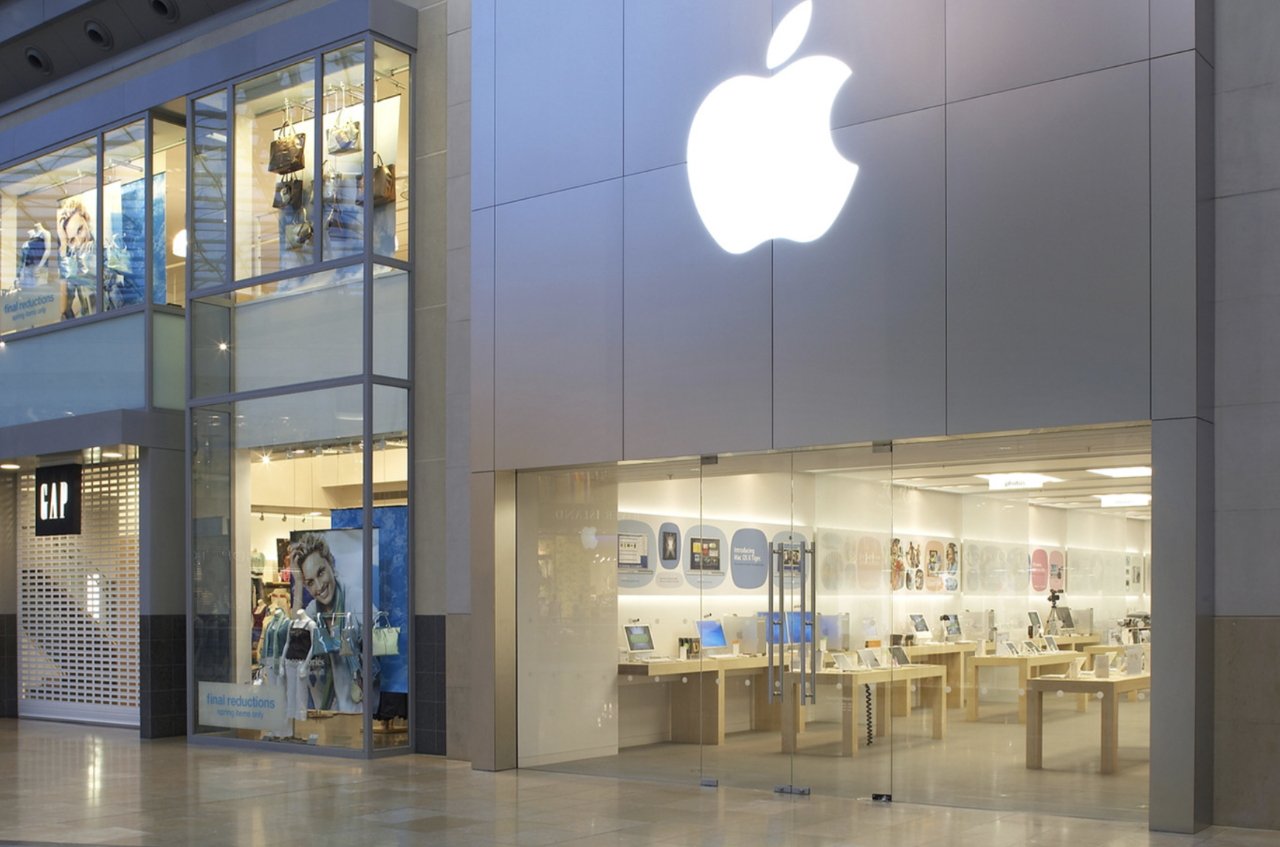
[[786, 611, 815, 644], [695, 619, 729, 654], [624, 624, 655, 655], [758, 611, 787, 645], [818, 612, 849, 650], [1052, 606, 1075, 630]]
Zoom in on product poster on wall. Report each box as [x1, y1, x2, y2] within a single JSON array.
[[616, 519, 657, 589], [684, 525, 727, 589], [659, 524, 680, 567], [288, 527, 377, 713], [892, 535, 960, 592], [729, 527, 767, 589], [1048, 549, 1067, 592]]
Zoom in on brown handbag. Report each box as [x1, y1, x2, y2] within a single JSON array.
[[371, 152, 395, 206], [269, 106, 306, 175]]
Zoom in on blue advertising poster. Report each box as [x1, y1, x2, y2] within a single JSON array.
[[332, 506, 408, 694]]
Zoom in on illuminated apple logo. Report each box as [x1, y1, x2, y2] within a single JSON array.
[[687, 0, 858, 255]]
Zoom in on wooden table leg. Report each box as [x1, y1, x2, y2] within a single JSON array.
[[948, 653, 963, 709], [1017, 665, 1029, 723], [1026, 687, 1044, 769], [1100, 688, 1119, 774], [930, 670, 947, 739], [780, 679, 800, 753], [967, 664, 980, 721], [840, 679, 856, 757], [875, 683, 888, 737]]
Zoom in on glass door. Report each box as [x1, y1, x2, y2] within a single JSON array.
[[697, 446, 895, 798]]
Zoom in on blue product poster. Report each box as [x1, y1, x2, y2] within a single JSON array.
[[730, 528, 768, 589], [332, 506, 408, 694], [771, 530, 809, 590], [617, 519, 656, 589], [658, 522, 681, 569], [684, 524, 727, 590]]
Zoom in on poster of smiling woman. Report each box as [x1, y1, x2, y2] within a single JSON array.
[[289, 528, 379, 714]]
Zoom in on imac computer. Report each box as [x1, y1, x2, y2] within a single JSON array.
[[818, 612, 850, 650], [624, 624, 656, 659], [695, 619, 732, 656], [1051, 606, 1075, 631], [786, 611, 815, 645], [757, 611, 787, 646]]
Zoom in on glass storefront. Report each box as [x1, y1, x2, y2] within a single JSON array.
[[0, 104, 187, 336], [516, 426, 1153, 819], [186, 37, 414, 754]]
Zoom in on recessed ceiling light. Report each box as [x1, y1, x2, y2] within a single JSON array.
[[0, 463, 20, 471], [1087, 466, 1151, 479], [102, 451, 124, 459], [976, 473, 1062, 491], [1095, 493, 1151, 508]]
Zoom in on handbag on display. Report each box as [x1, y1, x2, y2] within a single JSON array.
[[358, 152, 396, 207], [268, 104, 306, 175], [326, 84, 361, 156], [340, 614, 359, 657], [372, 611, 400, 656], [285, 216, 313, 251], [315, 614, 342, 653], [272, 176, 305, 211], [322, 161, 360, 206]]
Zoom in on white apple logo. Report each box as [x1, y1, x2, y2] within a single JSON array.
[[687, 0, 858, 255]]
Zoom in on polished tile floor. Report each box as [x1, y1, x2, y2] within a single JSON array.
[[0, 719, 1270, 847]]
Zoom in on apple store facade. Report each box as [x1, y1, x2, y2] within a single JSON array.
[[468, 0, 1213, 834]]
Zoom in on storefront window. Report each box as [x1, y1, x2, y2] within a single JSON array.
[[372, 43, 410, 263], [102, 121, 147, 311], [191, 384, 409, 750], [234, 59, 317, 281], [373, 264, 408, 380], [191, 91, 228, 291], [322, 45, 365, 263], [0, 137, 99, 334], [153, 102, 188, 307]]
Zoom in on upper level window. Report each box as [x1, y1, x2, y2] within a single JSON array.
[[0, 106, 188, 337]]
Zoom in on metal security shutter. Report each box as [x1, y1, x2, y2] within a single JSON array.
[[17, 463, 140, 725]]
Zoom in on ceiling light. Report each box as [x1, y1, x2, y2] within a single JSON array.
[[217, 341, 228, 352], [102, 451, 123, 459], [1095, 493, 1151, 508], [977, 473, 1062, 491], [260, 453, 271, 464], [172, 228, 188, 258], [0, 463, 19, 471], [1087, 466, 1151, 478]]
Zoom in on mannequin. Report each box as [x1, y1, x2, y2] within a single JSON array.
[[257, 607, 288, 687], [283, 609, 317, 725], [17, 222, 50, 289]]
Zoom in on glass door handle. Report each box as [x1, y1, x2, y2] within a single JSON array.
[[801, 541, 817, 705], [768, 542, 780, 704]]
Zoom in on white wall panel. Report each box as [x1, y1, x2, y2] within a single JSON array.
[[773, 107, 945, 449], [494, 0, 622, 203], [623, 0, 770, 175], [494, 181, 623, 468], [946, 0, 1149, 101], [622, 165, 772, 460], [777, 0, 944, 130], [946, 64, 1150, 434]]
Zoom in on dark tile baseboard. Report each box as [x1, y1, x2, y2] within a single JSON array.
[[140, 614, 186, 739], [414, 614, 445, 755]]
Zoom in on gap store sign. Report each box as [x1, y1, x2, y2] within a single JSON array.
[[35, 464, 81, 536]]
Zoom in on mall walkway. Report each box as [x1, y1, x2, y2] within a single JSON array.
[[0, 719, 1267, 847]]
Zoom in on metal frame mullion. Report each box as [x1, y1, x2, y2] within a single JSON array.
[[95, 132, 105, 318], [186, 374, 366, 411], [144, 113, 155, 410], [183, 92, 196, 738]]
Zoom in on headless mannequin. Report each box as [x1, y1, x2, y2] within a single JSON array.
[[17, 222, 50, 288], [283, 609, 317, 725], [258, 607, 288, 687]]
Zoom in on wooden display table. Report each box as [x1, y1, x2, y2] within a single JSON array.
[[1049, 633, 1101, 650], [1026, 672, 1152, 774], [781, 664, 946, 756], [966, 653, 1079, 723], [904, 642, 977, 709], [618, 655, 772, 745]]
